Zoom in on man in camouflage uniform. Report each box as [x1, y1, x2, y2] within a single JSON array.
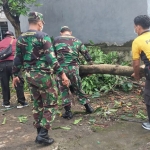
[[53, 26, 94, 119], [12, 12, 69, 146]]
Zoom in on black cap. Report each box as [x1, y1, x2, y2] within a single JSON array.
[[4, 31, 14, 36]]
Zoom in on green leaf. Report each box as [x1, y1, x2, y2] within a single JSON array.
[[127, 113, 134, 117], [126, 102, 132, 106], [120, 115, 126, 120], [108, 109, 118, 113], [2, 117, 6, 125], [73, 118, 82, 125], [104, 74, 112, 78], [89, 118, 96, 124], [89, 40, 95, 45], [92, 92, 100, 98], [0, 107, 14, 112], [34, 3, 43, 7], [127, 83, 133, 88], [135, 115, 141, 119], [94, 107, 102, 113], [89, 91, 93, 95], [138, 112, 147, 120], [18, 115, 28, 123], [60, 126, 71, 130], [135, 111, 147, 120]]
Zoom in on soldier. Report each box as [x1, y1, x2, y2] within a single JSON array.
[[53, 26, 94, 119], [12, 12, 69, 145]]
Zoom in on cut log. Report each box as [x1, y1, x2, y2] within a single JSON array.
[[79, 64, 145, 77]]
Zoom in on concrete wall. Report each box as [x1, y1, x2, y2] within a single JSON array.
[[8, 0, 148, 44]]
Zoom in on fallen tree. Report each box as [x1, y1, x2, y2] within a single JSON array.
[[79, 64, 145, 77]]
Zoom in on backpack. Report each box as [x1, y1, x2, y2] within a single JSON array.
[[0, 38, 14, 60]]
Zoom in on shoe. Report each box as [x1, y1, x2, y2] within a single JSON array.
[[35, 127, 54, 145], [17, 102, 29, 109], [62, 105, 73, 119], [2, 104, 10, 108], [84, 103, 94, 114], [142, 122, 150, 130]]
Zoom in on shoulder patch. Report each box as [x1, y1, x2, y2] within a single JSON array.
[[54, 35, 76, 41], [21, 30, 48, 39]]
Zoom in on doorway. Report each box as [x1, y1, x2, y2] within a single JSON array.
[[0, 21, 8, 40]]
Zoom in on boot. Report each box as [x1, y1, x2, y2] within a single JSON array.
[[37, 127, 41, 134], [84, 103, 94, 114], [35, 127, 54, 145], [62, 105, 73, 119], [35, 127, 41, 142]]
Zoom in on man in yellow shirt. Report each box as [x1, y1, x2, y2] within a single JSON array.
[[132, 15, 150, 130]]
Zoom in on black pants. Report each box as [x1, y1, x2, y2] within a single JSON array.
[[0, 61, 25, 105], [144, 79, 150, 122]]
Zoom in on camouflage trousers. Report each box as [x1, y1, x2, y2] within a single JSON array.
[[25, 71, 58, 130], [57, 65, 89, 106]]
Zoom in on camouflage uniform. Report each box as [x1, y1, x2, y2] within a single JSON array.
[[12, 12, 64, 130], [53, 27, 92, 106]]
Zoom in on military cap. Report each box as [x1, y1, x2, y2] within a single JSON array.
[[28, 11, 45, 24], [60, 26, 71, 32]]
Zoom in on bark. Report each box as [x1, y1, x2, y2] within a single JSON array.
[[79, 64, 145, 77], [2, 0, 21, 38], [13, 24, 21, 38]]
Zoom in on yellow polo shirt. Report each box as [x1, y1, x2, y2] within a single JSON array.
[[132, 31, 150, 65]]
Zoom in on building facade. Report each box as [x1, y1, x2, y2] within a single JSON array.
[[1, 0, 149, 44]]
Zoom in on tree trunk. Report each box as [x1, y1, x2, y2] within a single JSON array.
[[2, 0, 21, 38], [79, 64, 145, 77], [14, 24, 21, 38]]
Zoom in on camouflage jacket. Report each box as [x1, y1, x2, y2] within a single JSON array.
[[53, 35, 92, 66], [12, 30, 63, 76]]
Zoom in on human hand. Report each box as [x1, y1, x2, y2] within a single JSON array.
[[87, 61, 93, 65], [12, 77, 20, 87], [131, 73, 141, 81], [61, 73, 69, 87]]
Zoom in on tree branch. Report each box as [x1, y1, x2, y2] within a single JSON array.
[[2, 0, 20, 24]]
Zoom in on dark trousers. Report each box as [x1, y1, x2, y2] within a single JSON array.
[[144, 79, 150, 122], [0, 60, 25, 105]]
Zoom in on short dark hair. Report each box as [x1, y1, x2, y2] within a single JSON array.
[[28, 20, 39, 24], [60, 26, 71, 33], [134, 15, 150, 29]]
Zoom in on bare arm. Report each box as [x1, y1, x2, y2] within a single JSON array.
[[132, 59, 141, 80]]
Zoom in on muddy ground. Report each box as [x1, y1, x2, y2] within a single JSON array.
[[0, 89, 150, 150]]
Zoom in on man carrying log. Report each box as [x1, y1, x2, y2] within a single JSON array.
[[132, 15, 150, 130], [53, 26, 94, 119]]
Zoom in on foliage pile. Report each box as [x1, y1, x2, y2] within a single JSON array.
[[80, 45, 132, 95]]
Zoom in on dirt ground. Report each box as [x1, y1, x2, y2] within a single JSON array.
[[0, 89, 150, 150]]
